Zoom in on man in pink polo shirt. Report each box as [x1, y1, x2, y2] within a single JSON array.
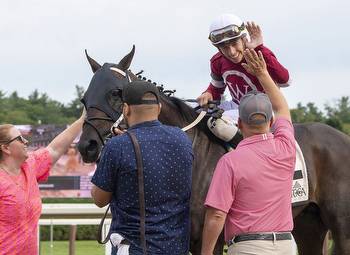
[[201, 48, 296, 255]]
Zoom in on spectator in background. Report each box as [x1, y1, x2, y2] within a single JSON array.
[[65, 145, 80, 172], [0, 110, 85, 255]]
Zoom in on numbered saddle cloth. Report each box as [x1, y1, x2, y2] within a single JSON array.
[[291, 141, 309, 205]]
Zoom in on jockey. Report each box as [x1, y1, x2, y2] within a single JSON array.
[[197, 14, 291, 144]]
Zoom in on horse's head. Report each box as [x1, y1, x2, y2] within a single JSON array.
[[77, 46, 135, 163]]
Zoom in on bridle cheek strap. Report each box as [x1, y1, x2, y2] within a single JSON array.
[[110, 114, 125, 134]]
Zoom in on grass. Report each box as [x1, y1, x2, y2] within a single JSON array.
[[42, 198, 93, 203], [40, 240, 104, 255], [343, 123, 350, 135]]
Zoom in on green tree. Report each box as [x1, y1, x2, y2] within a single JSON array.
[[325, 97, 350, 123], [291, 102, 324, 123], [325, 116, 344, 131], [325, 96, 350, 134], [63, 85, 85, 118], [0, 89, 76, 125]]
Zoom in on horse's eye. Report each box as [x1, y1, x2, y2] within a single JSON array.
[[111, 90, 121, 97]]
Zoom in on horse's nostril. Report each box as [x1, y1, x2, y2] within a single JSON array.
[[87, 140, 98, 153], [77, 139, 101, 163]]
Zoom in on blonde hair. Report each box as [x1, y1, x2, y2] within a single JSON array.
[[0, 124, 15, 160]]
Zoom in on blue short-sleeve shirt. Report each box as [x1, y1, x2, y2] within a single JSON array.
[[92, 120, 193, 255]]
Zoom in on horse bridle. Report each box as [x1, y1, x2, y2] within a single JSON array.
[[81, 66, 130, 146], [83, 114, 113, 146], [83, 107, 125, 146], [83, 64, 221, 146], [83, 99, 219, 147]]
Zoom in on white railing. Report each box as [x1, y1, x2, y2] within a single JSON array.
[[39, 203, 112, 255]]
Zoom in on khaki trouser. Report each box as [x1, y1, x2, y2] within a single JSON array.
[[227, 239, 294, 255]]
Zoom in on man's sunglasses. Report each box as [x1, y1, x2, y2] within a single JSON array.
[[3, 135, 28, 145]]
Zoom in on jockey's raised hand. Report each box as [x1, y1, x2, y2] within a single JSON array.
[[241, 49, 268, 78], [197, 91, 213, 107], [244, 21, 263, 49]]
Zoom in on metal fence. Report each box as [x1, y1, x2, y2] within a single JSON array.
[[39, 204, 111, 255]]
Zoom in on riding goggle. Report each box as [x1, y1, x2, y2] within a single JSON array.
[[209, 24, 246, 45], [3, 135, 27, 145]]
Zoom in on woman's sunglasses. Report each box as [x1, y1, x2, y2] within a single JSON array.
[[3, 135, 28, 145]]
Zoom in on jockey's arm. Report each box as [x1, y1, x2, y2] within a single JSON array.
[[255, 45, 291, 87]]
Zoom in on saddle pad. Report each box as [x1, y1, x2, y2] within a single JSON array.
[[291, 141, 309, 205]]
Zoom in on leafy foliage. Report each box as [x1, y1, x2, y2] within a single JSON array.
[[40, 225, 99, 241], [291, 96, 350, 135], [0, 86, 84, 125]]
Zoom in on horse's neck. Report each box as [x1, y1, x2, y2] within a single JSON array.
[[158, 98, 193, 128]]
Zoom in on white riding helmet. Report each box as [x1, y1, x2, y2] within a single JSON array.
[[209, 14, 248, 45]]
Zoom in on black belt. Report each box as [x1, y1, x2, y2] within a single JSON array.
[[228, 232, 292, 246]]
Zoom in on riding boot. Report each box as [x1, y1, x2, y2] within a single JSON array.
[[207, 116, 241, 150]]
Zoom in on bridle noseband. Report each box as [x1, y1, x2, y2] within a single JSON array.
[[83, 113, 115, 146]]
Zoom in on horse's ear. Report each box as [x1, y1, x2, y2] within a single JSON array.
[[118, 45, 135, 71], [85, 49, 101, 73]]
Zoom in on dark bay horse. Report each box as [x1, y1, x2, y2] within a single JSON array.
[[77, 47, 350, 255]]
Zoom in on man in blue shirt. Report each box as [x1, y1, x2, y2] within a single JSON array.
[[91, 80, 193, 255]]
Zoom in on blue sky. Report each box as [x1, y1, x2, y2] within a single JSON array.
[[0, 0, 349, 110]]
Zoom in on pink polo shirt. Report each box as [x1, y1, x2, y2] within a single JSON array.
[[0, 149, 51, 255], [205, 117, 296, 241]]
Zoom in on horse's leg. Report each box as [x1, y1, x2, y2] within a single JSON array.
[[327, 210, 350, 254], [190, 233, 224, 255], [293, 203, 328, 255], [189, 231, 201, 255], [316, 161, 350, 254]]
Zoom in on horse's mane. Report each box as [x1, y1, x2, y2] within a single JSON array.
[[160, 94, 225, 145], [166, 96, 199, 121], [136, 76, 224, 144], [134, 74, 201, 123]]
